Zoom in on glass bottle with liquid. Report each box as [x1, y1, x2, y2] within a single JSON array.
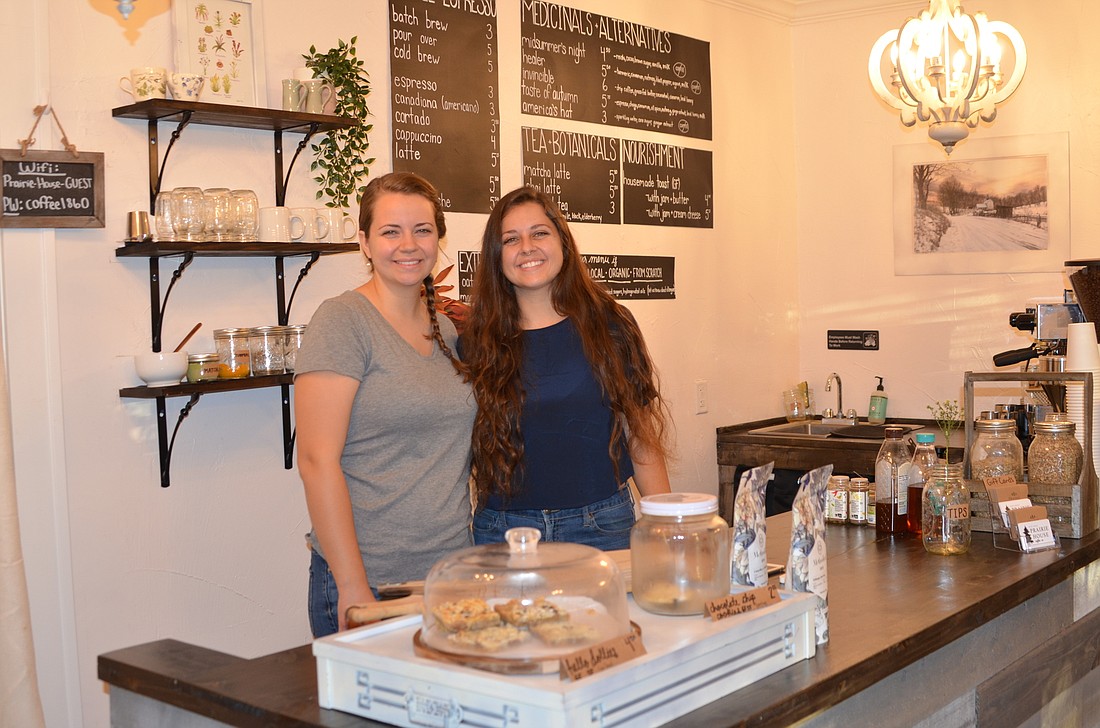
[[907, 433, 939, 536], [874, 425, 910, 534]]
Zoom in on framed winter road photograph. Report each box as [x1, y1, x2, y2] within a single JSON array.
[[893, 132, 1069, 275], [174, 0, 266, 107]]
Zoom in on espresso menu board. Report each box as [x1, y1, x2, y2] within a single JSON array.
[[389, 0, 500, 213], [521, 127, 619, 224], [621, 141, 713, 228], [0, 149, 105, 228], [520, 1, 712, 140], [457, 250, 674, 300]]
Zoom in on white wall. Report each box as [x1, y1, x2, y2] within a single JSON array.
[[4, 1, 798, 726], [793, 0, 1100, 417]]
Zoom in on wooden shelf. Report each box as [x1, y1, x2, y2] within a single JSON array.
[[119, 374, 293, 399], [111, 99, 356, 133], [115, 242, 359, 258]]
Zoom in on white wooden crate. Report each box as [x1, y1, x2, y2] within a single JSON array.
[[314, 588, 816, 728]]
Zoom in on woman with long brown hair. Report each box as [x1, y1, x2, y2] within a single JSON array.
[[461, 185, 672, 550], [295, 172, 473, 637]]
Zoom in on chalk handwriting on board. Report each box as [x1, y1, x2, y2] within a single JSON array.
[[0, 149, 105, 229]]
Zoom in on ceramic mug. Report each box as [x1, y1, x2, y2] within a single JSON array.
[[281, 79, 306, 112], [290, 207, 328, 243], [302, 79, 333, 114], [319, 208, 357, 242], [120, 66, 168, 102], [168, 72, 204, 101], [259, 206, 304, 243]]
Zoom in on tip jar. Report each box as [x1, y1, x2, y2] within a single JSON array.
[[630, 493, 731, 615], [922, 463, 971, 555]]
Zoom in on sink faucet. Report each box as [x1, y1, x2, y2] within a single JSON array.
[[824, 373, 842, 419]]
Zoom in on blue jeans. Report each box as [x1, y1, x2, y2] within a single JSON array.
[[473, 488, 635, 550], [308, 549, 381, 638]]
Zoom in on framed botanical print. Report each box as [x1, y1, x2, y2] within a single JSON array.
[[174, 0, 267, 107]]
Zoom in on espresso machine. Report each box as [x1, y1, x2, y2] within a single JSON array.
[[992, 293, 1084, 446]]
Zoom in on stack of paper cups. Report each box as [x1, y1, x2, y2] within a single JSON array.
[[1065, 322, 1100, 477]]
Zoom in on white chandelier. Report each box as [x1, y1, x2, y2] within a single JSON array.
[[867, 0, 1027, 154]]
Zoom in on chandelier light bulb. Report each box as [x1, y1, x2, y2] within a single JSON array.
[[867, 0, 1026, 154]]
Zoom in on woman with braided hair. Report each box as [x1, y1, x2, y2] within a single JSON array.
[[461, 185, 672, 551], [295, 172, 473, 637]]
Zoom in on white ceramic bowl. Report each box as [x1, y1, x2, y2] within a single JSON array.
[[134, 351, 188, 387]]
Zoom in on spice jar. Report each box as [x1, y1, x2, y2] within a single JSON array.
[[825, 476, 849, 524], [283, 324, 307, 373], [631, 493, 731, 615], [922, 463, 971, 554], [969, 419, 1024, 480], [866, 484, 876, 527], [848, 477, 870, 525], [1028, 420, 1083, 485], [248, 325, 286, 376], [214, 327, 251, 379], [186, 353, 220, 383]]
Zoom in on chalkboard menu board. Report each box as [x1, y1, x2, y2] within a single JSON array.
[[389, 0, 501, 213], [458, 250, 674, 301], [520, 1, 712, 140], [521, 126, 619, 224], [621, 141, 712, 228], [1, 149, 105, 228]]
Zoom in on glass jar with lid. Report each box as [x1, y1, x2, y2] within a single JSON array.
[[922, 463, 971, 554], [969, 419, 1024, 480], [186, 353, 220, 383], [420, 527, 630, 666], [631, 492, 731, 615], [248, 325, 286, 376], [1028, 420, 1083, 485], [283, 324, 307, 373], [214, 327, 251, 379]]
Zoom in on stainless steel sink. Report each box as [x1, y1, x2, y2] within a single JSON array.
[[747, 421, 853, 437]]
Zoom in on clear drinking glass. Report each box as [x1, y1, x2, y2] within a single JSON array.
[[203, 187, 233, 242], [154, 190, 176, 241], [171, 187, 206, 242], [231, 189, 260, 242]]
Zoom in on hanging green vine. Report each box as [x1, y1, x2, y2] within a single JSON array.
[[303, 37, 375, 208]]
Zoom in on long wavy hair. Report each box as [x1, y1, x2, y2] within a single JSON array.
[[461, 186, 671, 504], [358, 172, 459, 368]]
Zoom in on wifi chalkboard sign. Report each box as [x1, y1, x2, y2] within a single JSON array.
[[1, 149, 105, 228]]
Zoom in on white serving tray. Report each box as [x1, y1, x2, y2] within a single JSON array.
[[314, 586, 816, 728]]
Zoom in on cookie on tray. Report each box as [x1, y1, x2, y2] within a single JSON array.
[[531, 621, 599, 646], [493, 597, 569, 627], [431, 598, 502, 632], [447, 624, 529, 652]]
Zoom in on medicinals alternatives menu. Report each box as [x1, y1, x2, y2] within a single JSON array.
[[389, 1, 501, 213], [520, 1, 712, 139], [519, 2, 713, 228]]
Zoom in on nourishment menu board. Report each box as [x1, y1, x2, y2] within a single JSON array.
[[520, 1, 712, 140], [621, 141, 712, 227], [389, 0, 501, 213]]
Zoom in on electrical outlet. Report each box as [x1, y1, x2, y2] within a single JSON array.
[[695, 380, 708, 414]]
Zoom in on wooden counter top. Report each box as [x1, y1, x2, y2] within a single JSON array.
[[99, 519, 1100, 727]]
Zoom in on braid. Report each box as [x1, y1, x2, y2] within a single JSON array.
[[423, 275, 463, 373]]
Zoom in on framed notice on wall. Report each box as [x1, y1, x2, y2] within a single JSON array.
[[0, 149, 105, 228]]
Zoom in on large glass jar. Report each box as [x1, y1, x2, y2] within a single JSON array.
[[283, 324, 307, 373], [969, 419, 1024, 480], [631, 493, 731, 615], [1028, 420, 1083, 485], [214, 327, 251, 379], [248, 325, 286, 376], [922, 463, 971, 554]]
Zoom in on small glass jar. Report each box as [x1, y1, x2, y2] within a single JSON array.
[[969, 419, 1024, 480], [922, 463, 971, 555], [249, 325, 286, 376], [848, 477, 870, 525], [866, 484, 876, 527], [283, 323, 307, 373], [214, 327, 251, 379], [825, 475, 849, 524], [186, 353, 220, 383], [631, 493, 731, 615], [1028, 420, 1083, 485]]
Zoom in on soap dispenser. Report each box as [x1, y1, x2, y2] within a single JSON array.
[[868, 376, 888, 425]]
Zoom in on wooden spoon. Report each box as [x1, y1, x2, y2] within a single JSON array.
[[173, 322, 202, 353]]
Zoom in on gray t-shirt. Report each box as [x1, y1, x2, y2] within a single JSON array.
[[296, 290, 475, 585]]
